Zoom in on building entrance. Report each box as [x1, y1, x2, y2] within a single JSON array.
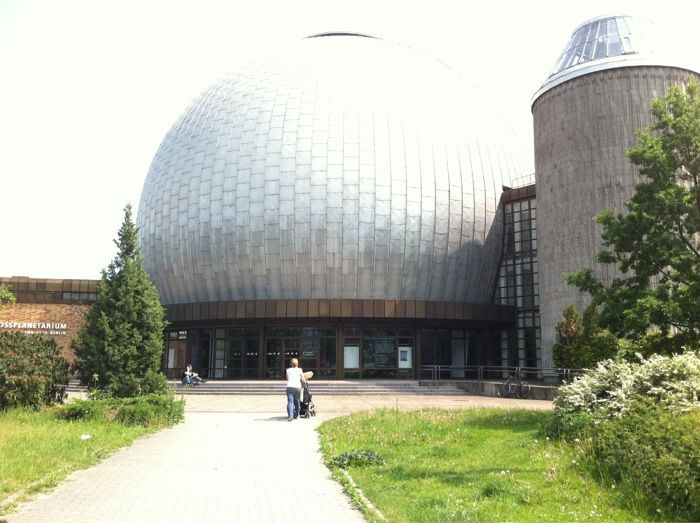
[[162, 296, 516, 379], [343, 327, 415, 379], [265, 327, 336, 378], [166, 324, 499, 380], [202, 328, 260, 379]]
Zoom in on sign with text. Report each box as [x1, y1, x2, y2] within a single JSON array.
[[0, 321, 68, 336], [398, 346, 412, 369], [344, 345, 359, 368]]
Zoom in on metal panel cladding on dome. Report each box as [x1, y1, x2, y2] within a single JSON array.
[[137, 33, 525, 305]]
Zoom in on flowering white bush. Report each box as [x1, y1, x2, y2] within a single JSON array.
[[554, 350, 700, 418]]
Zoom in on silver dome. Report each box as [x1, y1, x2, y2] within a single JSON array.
[[138, 34, 524, 304]]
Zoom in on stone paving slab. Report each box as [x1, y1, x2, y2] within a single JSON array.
[[181, 392, 553, 413], [5, 394, 551, 522], [6, 411, 364, 523]]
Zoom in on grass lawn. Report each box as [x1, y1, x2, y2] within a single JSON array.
[[318, 408, 654, 522], [0, 408, 155, 514]]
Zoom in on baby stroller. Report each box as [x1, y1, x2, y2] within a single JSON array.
[[299, 381, 316, 418]]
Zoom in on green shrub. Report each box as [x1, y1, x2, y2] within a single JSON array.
[[329, 449, 385, 469], [118, 394, 185, 426], [581, 401, 700, 520], [56, 400, 112, 421], [553, 350, 700, 425], [617, 328, 683, 359], [102, 371, 169, 398], [114, 403, 155, 426], [55, 394, 184, 427], [551, 351, 700, 519], [546, 409, 601, 439], [0, 331, 69, 409]]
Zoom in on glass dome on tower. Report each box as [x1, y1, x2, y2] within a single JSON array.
[[534, 14, 693, 100]]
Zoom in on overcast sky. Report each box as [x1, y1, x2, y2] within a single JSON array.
[[0, 0, 695, 279]]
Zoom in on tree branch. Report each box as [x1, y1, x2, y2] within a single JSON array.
[[658, 267, 690, 287], [676, 222, 700, 258]]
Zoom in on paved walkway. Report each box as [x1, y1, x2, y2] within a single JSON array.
[[5, 394, 551, 522]]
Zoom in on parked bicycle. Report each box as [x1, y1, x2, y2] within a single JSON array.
[[497, 372, 530, 399]]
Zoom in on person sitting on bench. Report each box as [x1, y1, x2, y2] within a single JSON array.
[[182, 364, 206, 385]]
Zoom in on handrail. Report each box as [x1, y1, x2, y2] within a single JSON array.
[[419, 365, 583, 385], [163, 364, 583, 383]]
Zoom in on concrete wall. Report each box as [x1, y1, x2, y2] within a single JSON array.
[[532, 66, 697, 367], [422, 380, 556, 401]]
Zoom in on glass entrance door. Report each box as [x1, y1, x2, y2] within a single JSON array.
[[202, 328, 261, 379], [284, 336, 301, 378], [226, 339, 243, 378], [299, 327, 319, 377], [227, 328, 260, 378], [267, 327, 303, 378], [211, 329, 225, 378], [265, 338, 283, 378], [264, 326, 336, 379], [242, 337, 260, 379]]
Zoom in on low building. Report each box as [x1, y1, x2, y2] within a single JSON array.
[[0, 276, 97, 365]]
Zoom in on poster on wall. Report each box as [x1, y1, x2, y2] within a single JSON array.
[[398, 346, 412, 369], [344, 345, 360, 368]]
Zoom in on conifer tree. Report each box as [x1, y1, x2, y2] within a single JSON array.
[[72, 205, 168, 396], [552, 305, 582, 368], [552, 305, 618, 368]]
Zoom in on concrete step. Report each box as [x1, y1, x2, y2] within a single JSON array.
[[65, 379, 466, 396], [170, 388, 466, 396]]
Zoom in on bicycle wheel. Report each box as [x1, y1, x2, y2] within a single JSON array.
[[497, 382, 507, 397], [520, 384, 530, 399], [515, 383, 530, 399], [512, 384, 521, 399]]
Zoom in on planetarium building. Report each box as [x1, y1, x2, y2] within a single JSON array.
[[137, 32, 526, 379], [2, 16, 695, 380], [132, 15, 697, 380]]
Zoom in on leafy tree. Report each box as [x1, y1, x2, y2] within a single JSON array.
[[568, 79, 700, 352], [72, 205, 168, 397], [552, 304, 618, 368], [0, 283, 15, 310], [0, 331, 69, 409]]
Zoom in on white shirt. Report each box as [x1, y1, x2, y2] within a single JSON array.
[[286, 367, 304, 389]]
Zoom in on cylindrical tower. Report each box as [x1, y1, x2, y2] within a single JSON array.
[[532, 15, 698, 366]]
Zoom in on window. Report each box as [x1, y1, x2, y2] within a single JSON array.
[[496, 196, 540, 369]]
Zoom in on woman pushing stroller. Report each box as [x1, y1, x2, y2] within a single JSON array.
[[285, 358, 306, 421]]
